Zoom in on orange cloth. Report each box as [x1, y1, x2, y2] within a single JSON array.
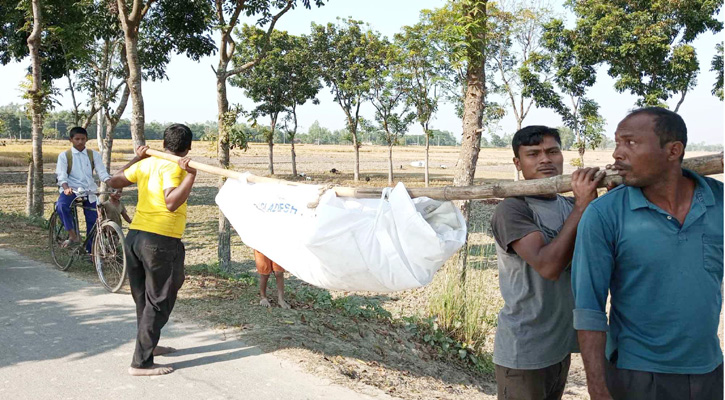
[[254, 250, 284, 275]]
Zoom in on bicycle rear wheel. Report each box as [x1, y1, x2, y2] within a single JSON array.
[[49, 211, 75, 271], [94, 221, 128, 293]]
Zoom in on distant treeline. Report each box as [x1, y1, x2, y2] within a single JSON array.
[[0, 104, 461, 146], [1, 104, 720, 152]]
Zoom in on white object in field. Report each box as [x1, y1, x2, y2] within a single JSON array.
[[215, 175, 467, 292], [410, 160, 426, 167]]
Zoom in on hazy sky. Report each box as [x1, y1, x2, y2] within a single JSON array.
[[0, 0, 723, 144]]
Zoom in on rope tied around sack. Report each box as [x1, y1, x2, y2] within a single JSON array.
[[307, 184, 337, 209]]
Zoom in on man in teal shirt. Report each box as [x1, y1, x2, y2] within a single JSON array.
[[572, 107, 723, 400]]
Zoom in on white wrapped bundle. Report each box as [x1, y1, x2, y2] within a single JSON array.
[[215, 175, 467, 292]]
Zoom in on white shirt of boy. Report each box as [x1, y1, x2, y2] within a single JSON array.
[[55, 147, 111, 203]]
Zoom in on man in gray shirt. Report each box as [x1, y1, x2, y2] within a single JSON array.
[[491, 126, 604, 399]]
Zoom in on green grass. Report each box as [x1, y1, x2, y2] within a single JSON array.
[[424, 200, 504, 374]]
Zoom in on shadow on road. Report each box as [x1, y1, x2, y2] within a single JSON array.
[[0, 253, 256, 374]]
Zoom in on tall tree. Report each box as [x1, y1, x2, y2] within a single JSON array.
[[489, 0, 555, 132], [281, 35, 321, 177], [396, 21, 447, 187], [232, 28, 320, 177], [451, 0, 490, 279], [487, 1, 558, 180], [116, 0, 216, 147], [77, 3, 130, 167], [116, 0, 150, 148], [570, 0, 723, 110], [536, 18, 604, 166], [423, 1, 505, 171], [367, 35, 414, 185], [27, 0, 44, 217], [212, 0, 322, 272], [311, 18, 376, 182], [233, 28, 293, 175], [1, 0, 90, 216]]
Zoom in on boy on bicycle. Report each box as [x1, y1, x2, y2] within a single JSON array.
[[107, 124, 196, 376], [55, 126, 112, 251]]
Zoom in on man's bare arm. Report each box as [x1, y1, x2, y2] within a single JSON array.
[[163, 157, 196, 212], [511, 167, 604, 281], [107, 145, 149, 189], [578, 330, 612, 400]]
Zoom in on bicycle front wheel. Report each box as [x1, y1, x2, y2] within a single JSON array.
[[93, 221, 127, 293], [49, 211, 75, 271]]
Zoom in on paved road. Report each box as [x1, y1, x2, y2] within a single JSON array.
[[0, 248, 392, 400]]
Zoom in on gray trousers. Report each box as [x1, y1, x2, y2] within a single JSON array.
[[606, 358, 723, 400], [495, 354, 571, 400]]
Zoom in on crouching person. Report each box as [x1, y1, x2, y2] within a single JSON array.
[[491, 126, 604, 399], [107, 124, 197, 376]]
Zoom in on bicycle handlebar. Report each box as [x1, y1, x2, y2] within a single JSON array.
[[72, 189, 118, 198]]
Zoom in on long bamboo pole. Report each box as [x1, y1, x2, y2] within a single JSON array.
[[146, 149, 723, 201]]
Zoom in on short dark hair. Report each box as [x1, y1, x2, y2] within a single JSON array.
[[163, 124, 193, 154], [68, 127, 88, 139], [625, 107, 687, 161], [511, 125, 561, 157]]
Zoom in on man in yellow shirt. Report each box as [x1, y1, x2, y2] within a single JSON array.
[[108, 124, 196, 376]]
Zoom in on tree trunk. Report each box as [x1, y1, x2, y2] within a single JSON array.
[[348, 114, 360, 181], [452, 0, 488, 281], [96, 98, 105, 155], [210, 0, 294, 271], [26, 161, 34, 216], [513, 119, 521, 181], [424, 127, 430, 187], [216, 72, 231, 272], [353, 140, 360, 181], [98, 114, 113, 202], [388, 144, 394, 185], [120, 16, 146, 148], [291, 108, 298, 177], [103, 117, 114, 170], [350, 102, 361, 181], [268, 116, 276, 175], [66, 73, 80, 126], [576, 129, 585, 167], [105, 84, 129, 171], [674, 89, 687, 112], [27, 0, 44, 217]]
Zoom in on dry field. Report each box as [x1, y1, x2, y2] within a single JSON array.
[[0, 138, 720, 399]]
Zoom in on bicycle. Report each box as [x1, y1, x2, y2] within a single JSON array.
[[48, 189, 128, 293]]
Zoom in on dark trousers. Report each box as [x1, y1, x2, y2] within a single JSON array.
[[126, 230, 185, 368], [606, 358, 723, 400], [56, 192, 96, 253], [495, 354, 571, 400]]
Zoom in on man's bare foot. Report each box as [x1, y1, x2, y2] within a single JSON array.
[[278, 299, 291, 309], [128, 364, 174, 376], [60, 239, 80, 249], [260, 298, 271, 307], [153, 346, 177, 356]]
